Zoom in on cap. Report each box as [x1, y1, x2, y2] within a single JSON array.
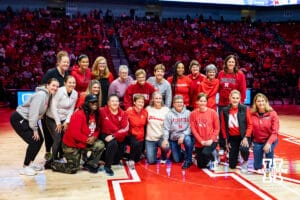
[[85, 94, 98, 103]]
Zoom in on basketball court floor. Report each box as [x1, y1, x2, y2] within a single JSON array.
[[0, 105, 299, 200]]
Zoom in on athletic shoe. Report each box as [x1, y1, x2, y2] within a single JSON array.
[[241, 161, 248, 173], [181, 161, 192, 169], [104, 166, 114, 176], [218, 149, 225, 156], [160, 159, 167, 164], [19, 166, 37, 176], [29, 163, 43, 171], [83, 163, 98, 174], [128, 160, 135, 170]]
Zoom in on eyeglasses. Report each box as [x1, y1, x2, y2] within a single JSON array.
[[174, 101, 184, 104], [89, 101, 98, 104]]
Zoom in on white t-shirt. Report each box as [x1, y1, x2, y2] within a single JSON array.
[[146, 106, 169, 141]]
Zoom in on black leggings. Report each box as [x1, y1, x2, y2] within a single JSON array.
[[10, 111, 44, 166], [42, 117, 53, 153], [195, 142, 217, 168], [228, 136, 250, 169]]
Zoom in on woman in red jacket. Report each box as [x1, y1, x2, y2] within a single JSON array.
[[218, 55, 246, 155], [51, 94, 105, 174], [167, 61, 192, 109], [71, 54, 92, 95], [190, 93, 219, 169], [251, 93, 279, 170], [125, 94, 148, 169], [99, 94, 129, 176]]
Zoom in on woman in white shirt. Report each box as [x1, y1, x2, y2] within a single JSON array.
[[145, 92, 170, 164], [46, 75, 78, 163]]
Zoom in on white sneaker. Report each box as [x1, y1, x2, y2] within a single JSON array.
[[219, 149, 225, 156], [160, 159, 167, 164], [29, 163, 43, 171], [128, 160, 135, 170], [54, 158, 67, 164], [241, 161, 248, 173], [19, 166, 37, 176]]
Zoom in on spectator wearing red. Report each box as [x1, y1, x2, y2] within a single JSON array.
[[123, 69, 155, 110], [199, 64, 219, 111], [125, 95, 148, 167], [71, 54, 91, 95], [188, 60, 205, 109], [167, 61, 192, 109], [99, 94, 129, 176], [217, 55, 246, 153], [92, 56, 114, 106]]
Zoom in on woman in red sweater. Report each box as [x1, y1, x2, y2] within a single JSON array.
[[188, 60, 205, 109], [251, 93, 279, 170], [125, 94, 148, 169], [221, 90, 252, 172], [71, 54, 92, 95], [99, 94, 129, 176], [199, 64, 219, 111], [218, 55, 246, 154], [190, 93, 219, 169], [51, 94, 105, 174], [167, 61, 192, 109]]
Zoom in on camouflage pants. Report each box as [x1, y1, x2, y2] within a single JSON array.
[[51, 140, 105, 174]]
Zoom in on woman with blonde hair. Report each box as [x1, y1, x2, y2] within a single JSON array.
[[92, 56, 114, 106], [251, 93, 279, 170], [75, 79, 102, 109], [221, 90, 252, 172], [145, 92, 170, 164]]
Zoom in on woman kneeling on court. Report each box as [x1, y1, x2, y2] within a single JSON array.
[[51, 94, 105, 174], [251, 93, 279, 171]]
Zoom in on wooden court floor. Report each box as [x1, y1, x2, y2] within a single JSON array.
[[0, 105, 300, 200]]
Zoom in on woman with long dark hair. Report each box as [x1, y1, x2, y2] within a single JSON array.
[[167, 61, 192, 109]]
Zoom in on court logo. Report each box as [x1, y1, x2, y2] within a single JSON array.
[[262, 158, 287, 183]]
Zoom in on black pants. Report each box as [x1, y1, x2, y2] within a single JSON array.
[[228, 136, 250, 169], [218, 106, 226, 150], [195, 142, 217, 168], [100, 134, 123, 168], [10, 111, 44, 166], [45, 117, 64, 160], [125, 135, 143, 162], [42, 117, 53, 153]]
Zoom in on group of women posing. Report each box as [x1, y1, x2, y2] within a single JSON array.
[[10, 52, 279, 176]]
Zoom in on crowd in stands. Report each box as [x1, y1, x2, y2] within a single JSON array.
[[0, 6, 299, 105], [0, 7, 115, 92]]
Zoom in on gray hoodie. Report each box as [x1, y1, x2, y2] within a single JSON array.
[[163, 106, 191, 141], [16, 86, 50, 131]]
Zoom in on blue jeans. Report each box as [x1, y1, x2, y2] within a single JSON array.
[[145, 138, 169, 164], [253, 139, 278, 170], [169, 135, 194, 164]]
